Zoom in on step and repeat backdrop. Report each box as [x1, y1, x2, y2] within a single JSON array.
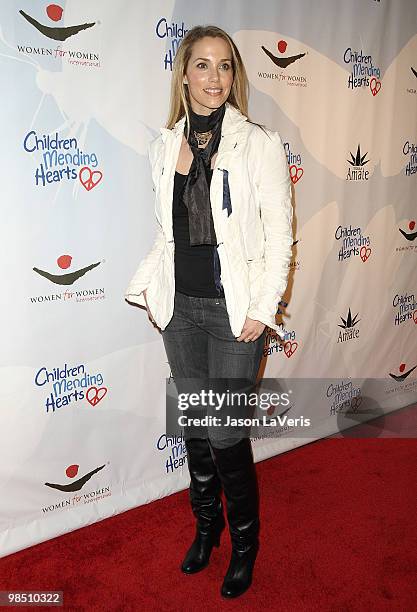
[[1, 0, 416, 556]]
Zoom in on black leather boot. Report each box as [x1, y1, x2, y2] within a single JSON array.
[[181, 437, 225, 574], [209, 438, 260, 598]]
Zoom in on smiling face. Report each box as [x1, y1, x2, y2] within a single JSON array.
[[183, 36, 234, 116]]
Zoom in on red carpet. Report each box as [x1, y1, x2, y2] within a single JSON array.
[[1, 433, 416, 610]]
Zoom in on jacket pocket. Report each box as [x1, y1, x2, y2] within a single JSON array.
[[145, 241, 174, 327], [247, 257, 265, 305], [144, 250, 164, 323]]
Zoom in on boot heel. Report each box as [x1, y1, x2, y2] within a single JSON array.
[[210, 439, 260, 598]]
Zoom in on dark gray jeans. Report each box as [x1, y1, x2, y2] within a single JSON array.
[[161, 291, 266, 448]]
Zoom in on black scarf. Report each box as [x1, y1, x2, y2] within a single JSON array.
[[182, 103, 226, 245]]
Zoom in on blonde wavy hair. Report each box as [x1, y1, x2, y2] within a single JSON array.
[[166, 25, 252, 138]]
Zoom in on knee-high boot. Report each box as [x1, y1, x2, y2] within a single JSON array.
[[181, 437, 226, 574], [209, 438, 260, 598]]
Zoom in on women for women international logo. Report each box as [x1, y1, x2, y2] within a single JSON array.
[[396, 219, 417, 253], [17, 4, 101, 68], [385, 362, 417, 397], [259, 39, 308, 88], [42, 462, 112, 515]]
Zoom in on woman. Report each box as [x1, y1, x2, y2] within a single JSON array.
[[125, 25, 293, 598]]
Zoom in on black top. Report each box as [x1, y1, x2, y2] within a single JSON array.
[[173, 169, 224, 298]]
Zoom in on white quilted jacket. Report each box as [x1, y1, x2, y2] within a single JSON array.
[[125, 102, 293, 338]]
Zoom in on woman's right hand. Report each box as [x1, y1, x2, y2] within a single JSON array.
[[143, 289, 157, 327]]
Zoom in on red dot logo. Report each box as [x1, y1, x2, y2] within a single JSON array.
[[399, 363, 406, 373], [46, 4, 63, 22], [66, 464, 79, 478], [409, 220, 416, 231], [277, 40, 287, 54], [57, 255, 72, 269]]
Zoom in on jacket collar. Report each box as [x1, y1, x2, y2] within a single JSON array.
[[159, 102, 248, 142]]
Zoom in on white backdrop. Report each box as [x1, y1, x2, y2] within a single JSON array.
[[1, 0, 416, 557]]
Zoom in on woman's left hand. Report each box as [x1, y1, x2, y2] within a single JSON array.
[[236, 317, 266, 342]]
